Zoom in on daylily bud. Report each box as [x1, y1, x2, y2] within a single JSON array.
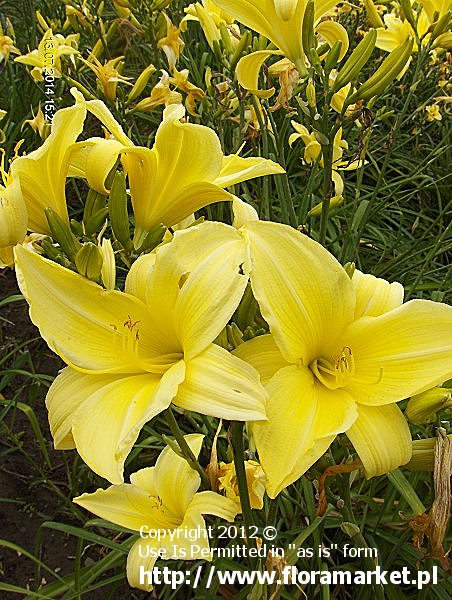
[[83, 189, 106, 225], [399, 0, 417, 32], [108, 171, 132, 251], [100, 238, 116, 290], [406, 387, 452, 425], [351, 37, 414, 103], [84, 207, 109, 236], [324, 40, 343, 73], [135, 223, 166, 253], [363, 0, 383, 28], [219, 21, 233, 55], [230, 30, 251, 71], [75, 242, 103, 281], [308, 195, 343, 216], [333, 29, 377, 92], [344, 262, 355, 279], [341, 522, 360, 537], [127, 64, 156, 103], [431, 10, 451, 40], [235, 283, 258, 331], [0, 175, 27, 267], [45, 207, 81, 261], [306, 79, 316, 107]]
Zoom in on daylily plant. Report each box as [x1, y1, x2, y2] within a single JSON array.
[[212, 0, 349, 94], [74, 434, 238, 591], [14, 222, 267, 484]]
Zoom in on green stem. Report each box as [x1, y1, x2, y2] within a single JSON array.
[[231, 421, 255, 545], [163, 407, 210, 488], [319, 140, 334, 246]]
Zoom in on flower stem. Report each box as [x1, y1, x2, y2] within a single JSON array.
[[163, 407, 211, 488], [231, 421, 256, 544]]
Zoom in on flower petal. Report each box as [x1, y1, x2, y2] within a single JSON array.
[[235, 50, 281, 96], [153, 433, 204, 518], [315, 20, 349, 60], [126, 538, 161, 591], [245, 220, 355, 364], [68, 137, 124, 194], [214, 154, 285, 188], [146, 222, 248, 358], [14, 246, 169, 373], [344, 299, 452, 405], [71, 361, 185, 483], [187, 490, 238, 522], [232, 334, 290, 384], [74, 484, 176, 532], [352, 269, 404, 319], [252, 365, 317, 498], [346, 403, 412, 477], [10, 101, 86, 233], [175, 343, 267, 420]]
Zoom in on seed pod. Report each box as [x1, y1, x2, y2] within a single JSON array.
[[350, 37, 414, 103], [333, 29, 377, 92], [45, 207, 81, 261]]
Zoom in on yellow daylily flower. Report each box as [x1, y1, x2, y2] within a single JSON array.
[[184, 0, 237, 50], [21, 104, 51, 139], [14, 222, 268, 484], [82, 55, 132, 102], [157, 14, 187, 70], [232, 221, 452, 497], [74, 434, 238, 591], [67, 95, 284, 246], [0, 169, 27, 267], [289, 123, 361, 200], [218, 459, 266, 510], [10, 100, 86, 234], [425, 103, 442, 121], [212, 0, 349, 93], [133, 69, 183, 112], [15, 29, 79, 81], [0, 34, 19, 63]]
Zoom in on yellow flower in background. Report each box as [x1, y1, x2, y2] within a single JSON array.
[[0, 33, 19, 63], [232, 221, 452, 497], [158, 14, 187, 70], [425, 103, 442, 121], [15, 29, 79, 81], [218, 460, 266, 509], [82, 55, 132, 102], [184, 0, 237, 50], [212, 0, 349, 94], [133, 69, 183, 112], [21, 104, 51, 139], [289, 123, 361, 201], [74, 435, 238, 591], [14, 222, 268, 484]]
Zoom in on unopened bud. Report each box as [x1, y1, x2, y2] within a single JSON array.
[[75, 242, 103, 281], [306, 79, 316, 107], [363, 0, 384, 28], [108, 171, 132, 251], [406, 387, 452, 425], [127, 64, 156, 103], [45, 207, 81, 261]]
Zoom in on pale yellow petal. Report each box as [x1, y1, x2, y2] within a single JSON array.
[[252, 365, 318, 498], [352, 269, 404, 319], [232, 334, 290, 384], [274, 0, 298, 21], [346, 403, 412, 477], [129, 467, 157, 496], [344, 300, 452, 406], [153, 433, 204, 518], [187, 490, 238, 522], [125, 253, 156, 304], [235, 50, 281, 96], [67, 138, 124, 194], [126, 538, 160, 591], [0, 176, 27, 248], [315, 20, 349, 60], [74, 484, 176, 532], [60, 362, 185, 483], [146, 222, 248, 358], [14, 246, 172, 373], [231, 196, 259, 228], [244, 220, 355, 364], [213, 154, 285, 188], [10, 101, 86, 233], [175, 343, 267, 420]]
